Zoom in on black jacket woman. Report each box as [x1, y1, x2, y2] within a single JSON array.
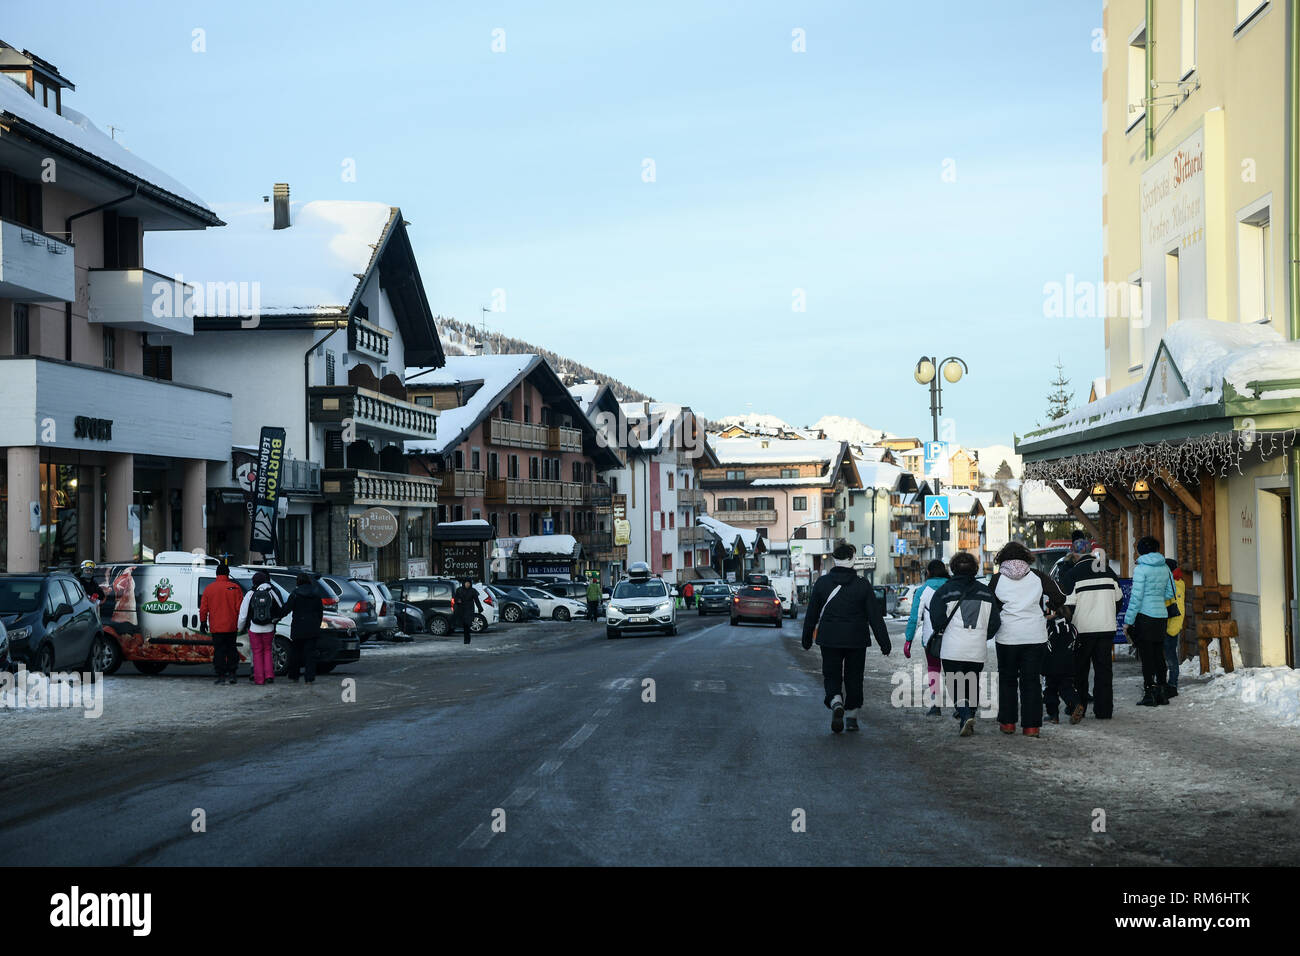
[[278, 574, 324, 683], [453, 581, 483, 645]]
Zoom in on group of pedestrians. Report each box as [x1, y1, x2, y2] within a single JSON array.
[[197, 564, 325, 686], [806, 532, 1186, 737]]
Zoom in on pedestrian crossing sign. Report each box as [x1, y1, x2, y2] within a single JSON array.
[[925, 495, 949, 521]]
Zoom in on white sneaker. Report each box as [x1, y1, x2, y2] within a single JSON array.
[[830, 696, 844, 733]]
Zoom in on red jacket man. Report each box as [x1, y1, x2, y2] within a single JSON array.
[[200, 565, 246, 684]]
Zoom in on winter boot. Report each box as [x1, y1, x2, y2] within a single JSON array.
[[830, 696, 844, 734], [1070, 704, 1086, 724], [1023, 727, 1041, 738], [1155, 683, 1169, 705], [925, 705, 941, 716], [999, 723, 1016, 734], [1137, 687, 1157, 706], [1165, 684, 1179, 699]]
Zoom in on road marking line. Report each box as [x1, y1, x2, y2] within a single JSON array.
[[768, 682, 812, 696], [560, 722, 598, 751], [689, 679, 727, 693], [536, 758, 565, 776], [458, 823, 493, 850], [504, 785, 537, 806], [606, 678, 637, 690], [593, 706, 612, 717]]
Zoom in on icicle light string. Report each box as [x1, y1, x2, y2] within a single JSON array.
[[1022, 429, 1299, 486]]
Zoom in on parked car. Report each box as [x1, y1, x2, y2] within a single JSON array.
[[472, 584, 500, 630], [872, 585, 901, 617], [386, 578, 457, 635], [487, 585, 541, 623], [545, 580, 604, 618], [0, 573, 102, 674], [97, 555, 359, 676], [316, 574, 382, 640], [896, 584, 917, 616], [518, 586, 586, 621], [605, 563, 676, 638], [391, 598, 427, 636], [696, 583, 733, 616], [730, 584, 783, 628], [0, 617, 9, 672], [351, 578, 399, 640]]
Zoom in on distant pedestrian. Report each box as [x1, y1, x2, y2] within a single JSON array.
[[1052, 530, 1094, 593], [1065, 548, 1123, 719], [200, 561, 244, 685], [991, 541, 1067, 737], [453, 579, 482, 644], [1123, 536, 1176, 706], [801, 543, 891, 734], [927, 551, 1000, 736], [278, 573, 324, 683], [1164, 558, 1186, 698], [586, 576, 602, 622], [903, 559, 950, 716], [683, 581, 695, 609], [238, 570, 283, 686]]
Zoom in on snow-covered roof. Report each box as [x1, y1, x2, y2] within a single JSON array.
[[713, 437, 844, 465], [516, 534, 578, 556], [1024, 320, 1300, 443], [146, 200, 393, 315], [1019, 480, 1099, 518], [439, 519, 490, 527], [621, 401, 685, 451], [855, 460, 906, 489], [0, 74, 214, 214], [405, 354, 539, 455], [569, 382, 600, 413], [947, 491, 983, 516], [751, 475, 827, 487], [698, 514, 766, 552]]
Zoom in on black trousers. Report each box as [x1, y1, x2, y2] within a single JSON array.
[[587, 600, 599, 621], [211, 632, 238, 677], [941, 659, 984, 720], [461, 618, 473, 644], [1043, 673, 1079, 718], [289, 635, 318, 682], [821, 646, 866, 710], [996, 642, 1046, 729], [1074, 632, 1114, 718], [1133, 613, 1168, 688]]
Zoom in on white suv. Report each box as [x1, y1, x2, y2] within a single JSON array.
[[605, 563, 677, 639]]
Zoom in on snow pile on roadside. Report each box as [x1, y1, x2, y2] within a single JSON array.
[[1181, 661, 1300, 728], [1179, 637, 1244, 678]]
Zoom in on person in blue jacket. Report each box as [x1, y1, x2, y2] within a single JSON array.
[[904, 560, 950, 716], [1123, 536, 1176, 707]]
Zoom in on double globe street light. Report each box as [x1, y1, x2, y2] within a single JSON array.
[[912, 355, 970, 560]]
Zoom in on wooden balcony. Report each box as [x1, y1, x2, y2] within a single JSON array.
[[677, 488, 706, 508], [439, 469, 485, 498], [309, 385, 437, 441], [713, 509, 777, 524], [548, 425, 583, 452], [584, 483, 613, 508], [485, 478, 584, 505], [349, 316, 392, 360], [678, 525, 713, 546], [321, 468, 439, 507]]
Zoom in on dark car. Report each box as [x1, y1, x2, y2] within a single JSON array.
[[487, 584, 541, 623], [316, 574, 382, 640], [387, 578, 456, 635], [0, 573, 104, 673], [696, 583, 733, 616], [729, 584, 783, 628]]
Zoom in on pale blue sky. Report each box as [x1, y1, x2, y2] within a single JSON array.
[[13, 1, 1104, 446]]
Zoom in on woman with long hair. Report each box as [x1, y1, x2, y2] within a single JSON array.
[[991, 541, 1066, 737]]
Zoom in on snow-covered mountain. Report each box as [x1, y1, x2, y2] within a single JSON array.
[[811, 415, 891, 446], [715, 413, 793, 432]]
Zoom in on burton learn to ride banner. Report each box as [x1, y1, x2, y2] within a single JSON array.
[[250, 426, 286, 556]]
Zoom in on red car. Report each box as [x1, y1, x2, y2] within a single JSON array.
[[730, 585, 783, 627]]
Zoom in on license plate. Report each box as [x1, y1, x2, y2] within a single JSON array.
[[630, 615, 649, 624]]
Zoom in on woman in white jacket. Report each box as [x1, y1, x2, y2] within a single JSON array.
[[926, 552, 1000, 737], [991, 541, 1067, 738]]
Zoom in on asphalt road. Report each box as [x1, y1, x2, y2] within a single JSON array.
[[2, 611, 1295, 865]]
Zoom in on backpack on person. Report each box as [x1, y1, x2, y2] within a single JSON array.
[[250, 587, 278, 626]]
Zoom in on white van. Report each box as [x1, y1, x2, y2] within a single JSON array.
[[770, 575, 798, 619], [95, 553, 360, 676]]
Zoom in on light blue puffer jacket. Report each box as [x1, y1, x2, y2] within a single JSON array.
[[1123, 552, 1176, 626]]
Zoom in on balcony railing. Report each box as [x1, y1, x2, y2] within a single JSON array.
[[0, 217, 74, 302], [87, 267, 196, 335], [282, 458, 321, 495], [584, 483, 613, 507], [677, 488, 705, 507], [548, 425, 583, 453], [713, 509, 777, 524], [309, 385, 437, 441], [321, 468, 439, 507], [678, 525, 713, 546], [349, 316, 392, 360], [485, 478, 584, 505], [439, 469, 486, 497], [484, 417, 549, 449]]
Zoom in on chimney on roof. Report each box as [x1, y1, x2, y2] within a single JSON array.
[[273, 183, 291, 230]]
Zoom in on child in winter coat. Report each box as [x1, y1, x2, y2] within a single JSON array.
[[904, 560, 951, 715], [927, 551, 1000, 737], [1042, 614, 1082, 724]]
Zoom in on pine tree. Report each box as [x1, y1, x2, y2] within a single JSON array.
[[1045, 359, 1074, 421], [994, 459, 1013, 480]]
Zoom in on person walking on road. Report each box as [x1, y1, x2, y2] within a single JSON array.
[[904, 559, 950, 716], [586, 576, 602, 622], [1066, 548, 1123, 719], [990, 541, 1067, 737], [683, 581, 695, 609], [453, 579, 482, 644], [801, 543, 892, 734], [238, 570, 283, 686], [927, 551, 1000, 737], [1164, 558, 1186, 698], [277, 573, 324, 683], [1123, 536, 1176, 706], [200, 561, 244, 685]]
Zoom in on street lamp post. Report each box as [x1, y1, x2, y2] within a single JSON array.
[[914, 355, 969, 565]]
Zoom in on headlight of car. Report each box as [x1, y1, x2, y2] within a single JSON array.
[[7, 626, 31, 642], [655, 601, 673, 614], [607, 604, 625, 619]]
